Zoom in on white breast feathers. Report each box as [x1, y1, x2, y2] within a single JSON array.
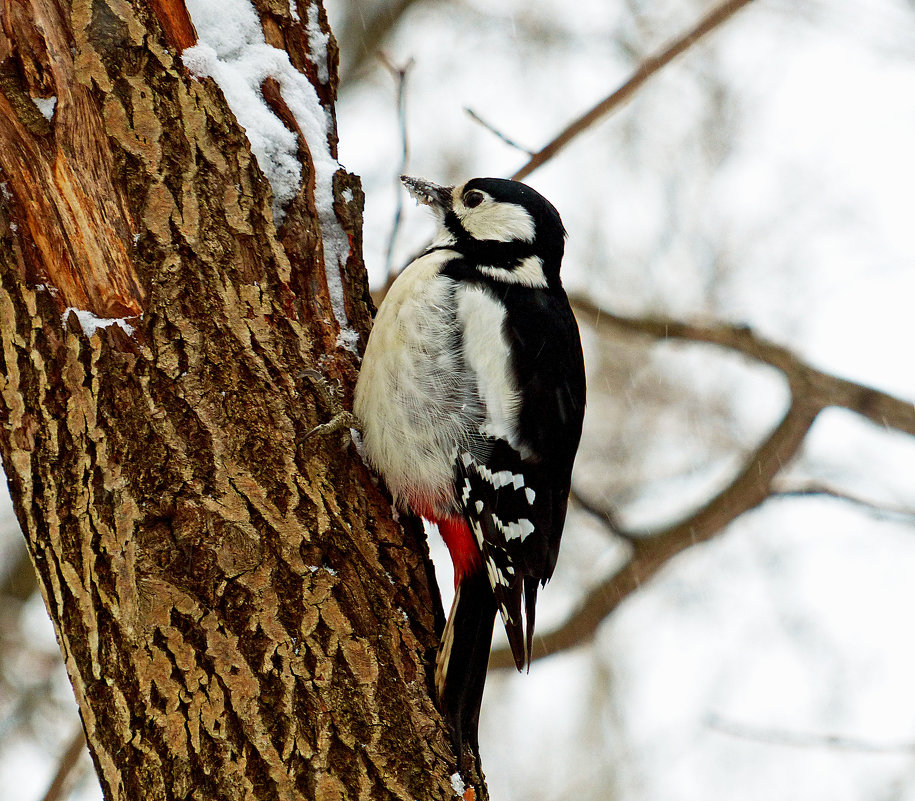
[[354, 252, 523, 516], [354, 250, 478, 513]]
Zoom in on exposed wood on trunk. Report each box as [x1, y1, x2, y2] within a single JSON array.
[[148, 0, 197, 52]]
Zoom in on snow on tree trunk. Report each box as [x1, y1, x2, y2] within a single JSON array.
[[0, 0, 476, 797]]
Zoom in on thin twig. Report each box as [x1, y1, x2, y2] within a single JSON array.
[[771, 481, 915, 524], [40, 726, 87, 801], [569, 488, 637, 543], [464, 108, 534, 155], [707, 714, 915, 754], [340, 0, 424, 83], [511, 0, 756, 181], [378, 54, 414, 283]]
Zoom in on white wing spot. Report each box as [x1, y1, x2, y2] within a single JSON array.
[[488, 557, 509, 586], [475, 500, 484, 514], [502, 520, 533, 541], [525, 487, 536, 505], [485, 558, 498, 587], [485, 468, 527, 490], [471, 520, 485, 547]]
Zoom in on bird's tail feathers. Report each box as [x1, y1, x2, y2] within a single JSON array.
[[523, 575, 540, 672], [494, 574, 541, 673], [436, 569, 497, 756], [493, 574, 526, 671]]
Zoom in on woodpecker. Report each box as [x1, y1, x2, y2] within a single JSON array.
[[354, 175, 585, 754]]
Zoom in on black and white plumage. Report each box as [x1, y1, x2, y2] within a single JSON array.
[[353, 175, 585, 754]]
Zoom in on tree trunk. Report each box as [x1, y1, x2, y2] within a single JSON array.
[[0, 0, 479, 797]]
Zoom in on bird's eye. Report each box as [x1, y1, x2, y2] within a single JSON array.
[[464, 190, 484, 209]]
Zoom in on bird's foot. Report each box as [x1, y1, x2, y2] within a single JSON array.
[[301, 368, 363, 444]]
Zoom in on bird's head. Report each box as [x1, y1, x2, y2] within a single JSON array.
[[401, 175, 567, 289]]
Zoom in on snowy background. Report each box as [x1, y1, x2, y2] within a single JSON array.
[[2, 0, 915, 799]]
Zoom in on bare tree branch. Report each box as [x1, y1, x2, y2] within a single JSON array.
[[771, 481, 915, 524], [0, 541, 35, 601], [491, 300, 915, 668], [339, 0, 425, 84], [511, 0, 756, 181], [378, 54, 414, 282], [707, 714, 915, 753], [464, 108, 534, 155], [573, 298, 915, 437], [40, 728, 87, 801], [569, 488, 637, 543]]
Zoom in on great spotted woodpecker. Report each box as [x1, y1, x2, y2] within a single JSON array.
[[353, 176, 585, 754]]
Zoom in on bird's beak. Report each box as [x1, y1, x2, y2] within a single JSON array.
[[401, 176, 453, 212]]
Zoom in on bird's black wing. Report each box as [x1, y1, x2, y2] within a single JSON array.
[[501, 282, 586, 581], [454, 283, 586, 669]]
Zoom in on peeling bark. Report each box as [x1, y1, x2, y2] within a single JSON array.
[[0, 0, 475, 798]]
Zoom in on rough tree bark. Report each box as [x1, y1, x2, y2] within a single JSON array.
[[0, 0, 477, 798]]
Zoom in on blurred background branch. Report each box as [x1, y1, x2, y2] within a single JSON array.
[[0, 543, 35, 603], [572, 299, 915, 436], [378, 53, 414, 282], [40, 729, 88, 801], [706, 714, 915, 754], [511, 0, 756, 180], [337, 0, 427, 83]]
